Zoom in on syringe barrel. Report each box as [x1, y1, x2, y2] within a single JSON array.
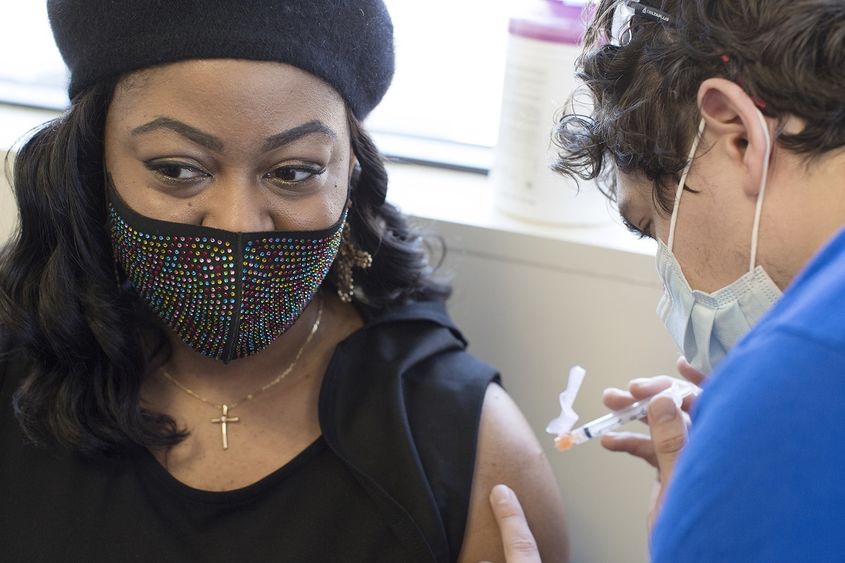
[[581, 399, 650, 438]]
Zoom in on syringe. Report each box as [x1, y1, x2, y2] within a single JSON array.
[[554, 381, 700, 451]]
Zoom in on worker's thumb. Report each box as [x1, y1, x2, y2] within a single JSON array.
[[648, 395, 688, 487]]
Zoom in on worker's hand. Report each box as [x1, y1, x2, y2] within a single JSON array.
[[599, 357, 705, 531], [599, 357, 704, 467], [485, 484, 542, 563]]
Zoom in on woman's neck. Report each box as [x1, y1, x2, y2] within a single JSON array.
[[159, 294, 328, 402]]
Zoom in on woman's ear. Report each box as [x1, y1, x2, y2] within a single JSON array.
[[697, 78, 772, 197]]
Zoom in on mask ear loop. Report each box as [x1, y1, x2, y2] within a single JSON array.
[[667, 118, 707, 252], [748, 110, 772, 272]]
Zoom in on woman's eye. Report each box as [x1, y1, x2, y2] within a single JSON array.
[[147, 162, 209, 182], [267, 165, 324, 184]]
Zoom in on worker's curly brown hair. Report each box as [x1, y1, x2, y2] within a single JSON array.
[[554, 0, 845, 213]]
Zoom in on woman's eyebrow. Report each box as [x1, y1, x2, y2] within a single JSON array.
[[130, 117, 337, 153], [262, 120, 337, 152], [131, 117, 224, 152]]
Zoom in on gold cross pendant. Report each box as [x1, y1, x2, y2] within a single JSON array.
[[211, 404, 240, 450]]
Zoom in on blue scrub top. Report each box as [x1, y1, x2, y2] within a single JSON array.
[[652, 227, 845, 562]]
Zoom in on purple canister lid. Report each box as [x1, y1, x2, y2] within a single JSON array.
[[509, 0, 589, 45]]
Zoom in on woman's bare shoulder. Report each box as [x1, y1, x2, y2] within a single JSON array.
[[457, 383, 570, 563]]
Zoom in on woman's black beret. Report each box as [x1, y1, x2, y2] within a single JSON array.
[[47, 0, 395, 117]]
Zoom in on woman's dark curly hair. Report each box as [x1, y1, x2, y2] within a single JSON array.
[[0, 77, 450, 455], [554, 0, 845, 214]]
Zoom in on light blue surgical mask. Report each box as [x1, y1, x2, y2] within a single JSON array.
[[656, 114, 783, 374]]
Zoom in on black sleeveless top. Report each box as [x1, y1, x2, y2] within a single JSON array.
[[0, 301, 499, 563]]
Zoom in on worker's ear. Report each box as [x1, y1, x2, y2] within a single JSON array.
[[697, 78, 773, 198]]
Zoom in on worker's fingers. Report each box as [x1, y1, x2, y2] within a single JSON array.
[[600, 431, 658, 468], [674, 358, 706, 411], [601, 387, 639, 411], [489, 484, 542, 563], [604, 376, 679, 415], [629, 373, 700, 413], [628, 375, 676, 400], [676, 356, 707, 386]]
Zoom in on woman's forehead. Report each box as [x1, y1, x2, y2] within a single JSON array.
[[109, 59, 348, 134]]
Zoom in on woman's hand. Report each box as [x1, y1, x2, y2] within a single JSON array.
[[599, 357, 706, 531], [486, 484, 542, 563]]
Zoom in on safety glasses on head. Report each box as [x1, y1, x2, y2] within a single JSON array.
[[610, 0, 673, 47]]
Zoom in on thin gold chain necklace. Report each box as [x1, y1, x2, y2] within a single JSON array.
[[159, 298, 324, 450]]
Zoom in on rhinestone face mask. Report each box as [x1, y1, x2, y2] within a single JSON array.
[[109, 192, 345, 362]]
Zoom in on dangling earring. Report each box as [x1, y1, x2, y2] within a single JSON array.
[[333, 222, 373, 302]]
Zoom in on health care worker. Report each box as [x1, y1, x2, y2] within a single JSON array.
[[487, 0, 845, 561]]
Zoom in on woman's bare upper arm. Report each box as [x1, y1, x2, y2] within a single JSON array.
[[457, 383, 569, 563]]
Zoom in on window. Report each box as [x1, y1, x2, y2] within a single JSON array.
[[0, 1, 519, 171], [0, 2, 68, 109], [368, 0, 512, 171]]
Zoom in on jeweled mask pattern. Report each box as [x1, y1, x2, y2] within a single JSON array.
[[108, 194, 345, 362]]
